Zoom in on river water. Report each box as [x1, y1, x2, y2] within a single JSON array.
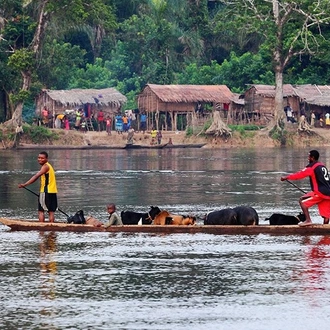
[[1, 147, 330, 329]]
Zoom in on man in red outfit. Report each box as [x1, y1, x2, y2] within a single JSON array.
[[281, 150, 330, 226]]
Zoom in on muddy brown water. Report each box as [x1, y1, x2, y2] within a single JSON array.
[[1, 147, 330, 329]]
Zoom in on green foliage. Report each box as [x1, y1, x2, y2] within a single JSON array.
[[269, 126, 287, 146], [38, 40, 86, 89], [229, 124, 262, 131], [212, 51, 273, 92], [22, 125, 59, 144], [123, 90, 138, 110], [10, 89, 31, 104], [229, 124, 261, 138], [22, 100, 38, 124], [1, 12, 35, 49], [69, 58, 114, 89], [185, 126, 194, 137], [175, 61, 222, 85], [2, 0, 330, 125], [203, 119, 212, 132], [175, 49, 273, 92], [7, 49, 35, 72]]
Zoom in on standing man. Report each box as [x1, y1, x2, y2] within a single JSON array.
[[140, 112, 147, 133], [18, 151, 58, 223], [280, 150, 330, 226]]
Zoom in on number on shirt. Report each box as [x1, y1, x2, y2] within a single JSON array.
[[322, 167, 330, 181]]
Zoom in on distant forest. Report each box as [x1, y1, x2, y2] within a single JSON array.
[[1, 0, 330, 123]]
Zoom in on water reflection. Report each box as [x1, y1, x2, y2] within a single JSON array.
[[3, 148, 330, 328], [304, 236, 330, 292], [38, 232, 58, 329], [39, 232, 57, 299]]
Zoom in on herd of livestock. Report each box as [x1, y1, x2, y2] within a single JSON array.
[[70, 205, 305, 227], [119, 206, 305, 226]]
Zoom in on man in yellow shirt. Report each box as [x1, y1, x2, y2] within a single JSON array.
[[18, 151, 58, 222]]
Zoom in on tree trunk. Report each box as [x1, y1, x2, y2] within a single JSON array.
[[5, 70, 32, 128], [205, 110, 232, 137], [274, 66, 285, 129], [4, 0, 49, 129]]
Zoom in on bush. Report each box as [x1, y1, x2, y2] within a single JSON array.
[[185, 126, 194, 137], [23, 125, 59, 144], [229, 124, 263, 131], [269, 126, 287, 145]]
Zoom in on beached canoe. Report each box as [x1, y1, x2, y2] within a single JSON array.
[[1, 218, 330, 235], [124, 143, 168, 149], [124, 143, 206, 149]]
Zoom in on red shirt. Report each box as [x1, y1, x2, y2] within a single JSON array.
[[98, 111, 104, 121], [287, 161, 330, 198]]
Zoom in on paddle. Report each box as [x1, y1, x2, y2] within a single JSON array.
[[22, 186, 70, 218], [285, 179, 307, 194]]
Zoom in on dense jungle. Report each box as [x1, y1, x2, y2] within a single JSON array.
[[1, 0, 330, 132]]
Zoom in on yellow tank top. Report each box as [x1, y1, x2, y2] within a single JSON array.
[[40, 162, 57, 193]]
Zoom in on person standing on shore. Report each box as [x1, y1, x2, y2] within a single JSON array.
[[280, 150, 330, 226], [18, 151, 58, 223], [106, 116, 112, 135]]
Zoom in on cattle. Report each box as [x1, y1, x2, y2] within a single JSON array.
[[121, 206, 161, 225], [204, 208, 238, 225], [265, 213, 306, 225], [233, 206, 259, 225], [153, 210, 196, 225], [204, 206, 259, 225]]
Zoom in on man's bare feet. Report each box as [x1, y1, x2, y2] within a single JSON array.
[[299, 221, 313, 227]]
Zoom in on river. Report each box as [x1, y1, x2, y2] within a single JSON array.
[[1, 147, 330, 329]]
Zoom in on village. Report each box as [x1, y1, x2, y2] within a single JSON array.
[[35, 84, 330, 136]]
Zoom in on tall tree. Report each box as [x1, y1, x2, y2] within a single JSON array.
[[218, 0, 330, 133], [3, 0, 116, 129]]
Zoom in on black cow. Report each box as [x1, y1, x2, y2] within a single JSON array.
[[265, 213, 306, 225], [233, 206, 259, 225], [121, 206, 161, 225], [204, 208, 238, 225]]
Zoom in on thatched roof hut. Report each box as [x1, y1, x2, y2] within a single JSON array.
[[243, 84, 299, 124], [36, 88, 127, 118], [137, 84, 234, 130], [293, 84, 330, 124]]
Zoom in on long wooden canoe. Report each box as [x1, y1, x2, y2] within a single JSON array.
[[124, 143, 206, 149], [1, 218, 330, 235]]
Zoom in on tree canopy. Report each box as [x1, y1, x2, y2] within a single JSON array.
[[1, 0, 330, 126]]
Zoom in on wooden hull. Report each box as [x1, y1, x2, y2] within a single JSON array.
[[124, 143, 206, 149], [1, 218, 330, 235], [124, 143, 167, 149]]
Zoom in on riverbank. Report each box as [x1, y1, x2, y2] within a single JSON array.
[[3, 124, 330, 149]]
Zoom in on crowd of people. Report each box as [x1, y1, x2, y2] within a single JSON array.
[[284, 103, 330, 129], [38, 107, 155, 133], [38, 107, 164, 145]]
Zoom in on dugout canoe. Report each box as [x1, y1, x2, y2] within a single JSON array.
[[1, 218, 330, 235], [124, 143, 168, 149], [124, 143, 206, 149]]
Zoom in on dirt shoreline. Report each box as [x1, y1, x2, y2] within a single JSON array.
[[5, 125, 330, 149]]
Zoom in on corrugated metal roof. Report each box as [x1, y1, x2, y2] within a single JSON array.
[[145, 84, 234, 103], [42, 88, 127, 106]]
